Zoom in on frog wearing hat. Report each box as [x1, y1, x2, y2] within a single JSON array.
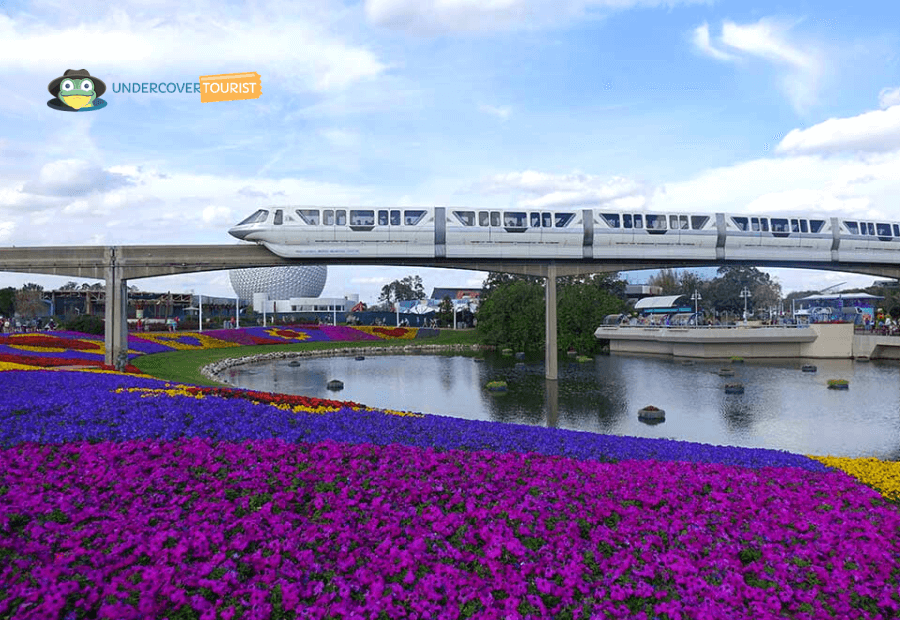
[[47, 69, 107, 111]]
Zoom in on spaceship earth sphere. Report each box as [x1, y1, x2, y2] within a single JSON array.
[[229, 266, 327, 301]]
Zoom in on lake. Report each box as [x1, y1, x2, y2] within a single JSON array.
[[222, 352, 900, 459]]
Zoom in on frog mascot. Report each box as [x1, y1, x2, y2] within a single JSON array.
[[47, 69, 107, 112]]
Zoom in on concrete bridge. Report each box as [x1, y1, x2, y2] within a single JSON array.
[[1, 244, 898, 379]]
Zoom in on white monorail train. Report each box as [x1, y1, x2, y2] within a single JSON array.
[[228, 207, 900, 264]]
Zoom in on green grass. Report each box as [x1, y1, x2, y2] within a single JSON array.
[[131, 329, 483, 386]]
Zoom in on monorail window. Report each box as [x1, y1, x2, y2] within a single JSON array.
[[751, 217, 769, 232], [691, 216, 709, 230], [405, 210, 426, 225], [543, 213, 552, 228], [895, 225, 900, 237], [771, 218, 788, 232], [336, 210, 347, 226], [237, 210, 269, 225], [555, 213, 574, 227], [800, 220, 808, 233], [678, 215, 689, 229], [530, 213, 541, 228], [323, 210, 334, 226], [810, 220, 824, 233], [378, 210, 388, 226], [877, 223, 892, 237], [350, 210, 375, 226], [391, 210, 401, 226], [790, 219, 799, 232], [273, 209, 283, 225], [454, 211, 476, 226], [601, 213, 620, 228], [491, 212, 501, 227], [733, 217, 748, 231], [868, 222, 876, 235], [633, 215, 643, 229], [504, 212, 527, 227], [845, 221, 859, 234], [479, 211, 489, 227], [296, 209, 319, 225], [646, 215, 666, 230], [623, 214, 632, 229]]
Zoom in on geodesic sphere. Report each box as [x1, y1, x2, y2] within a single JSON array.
[[229, 266, 327, 301]]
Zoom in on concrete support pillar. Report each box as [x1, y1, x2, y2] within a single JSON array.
[[104, 247, 129, 369], [545, 263, 558, 380], [545, 378, 559, 428]]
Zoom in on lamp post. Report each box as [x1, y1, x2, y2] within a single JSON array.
[[740, 286, 751, 325], [691, 290, 702, 326]]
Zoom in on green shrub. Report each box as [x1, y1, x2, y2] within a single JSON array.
[[62, 314, 104, 335]]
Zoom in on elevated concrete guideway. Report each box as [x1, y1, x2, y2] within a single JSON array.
[[2, 244, 899, 379]]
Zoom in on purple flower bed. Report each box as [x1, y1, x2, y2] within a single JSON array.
[[0, 370, 828, 471], [2, 438, 899, 619]]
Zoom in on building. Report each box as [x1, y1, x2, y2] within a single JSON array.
[[792, 293, 883, 324]]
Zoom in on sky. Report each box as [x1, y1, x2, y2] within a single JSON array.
[[1, 0, 899, 304]]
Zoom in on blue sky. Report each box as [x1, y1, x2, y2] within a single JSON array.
[[1, 0, 900, 303]]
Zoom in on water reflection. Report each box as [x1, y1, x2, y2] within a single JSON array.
[[227, 352, 900, 458]]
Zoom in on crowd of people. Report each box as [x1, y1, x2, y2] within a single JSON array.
[[0, 317, 56, 333]]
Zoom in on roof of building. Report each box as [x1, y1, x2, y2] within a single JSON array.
[[633, 295, 685, 310], [797, 293, 883, 301], [430, 288, 482, 300]]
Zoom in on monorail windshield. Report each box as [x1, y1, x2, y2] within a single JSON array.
[[237, 209, 269, 225]]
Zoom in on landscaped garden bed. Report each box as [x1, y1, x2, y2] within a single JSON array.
[[1, 329, 899, 619]]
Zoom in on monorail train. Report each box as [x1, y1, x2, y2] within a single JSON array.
[[228, 207, 900, 264]]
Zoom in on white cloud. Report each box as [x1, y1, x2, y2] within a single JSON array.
[[776, 106, 900, 155], [202, 205, 233, 227], [691, 23, 735, 61], [0, 221, 15, 243], [879, 86, 900, 110], [0, 161, 375, 248], [651, 150, 900, 221], [0, 9, 385, 93], [692, 18, 823, 112], [479, 104, 511, 120], [478, 170, 653, 209], [365, 0, 708, 34], [22, 160, 134, 197]]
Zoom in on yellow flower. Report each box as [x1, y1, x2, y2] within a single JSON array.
[[810, 455, 900, 501], [0, 361, 41, 371], [135, 332, 240, 351]]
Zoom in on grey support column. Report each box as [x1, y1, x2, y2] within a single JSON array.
[[117, 277, 128, 369], [103, 247, 128, 368], [545, 263, 558, 380]]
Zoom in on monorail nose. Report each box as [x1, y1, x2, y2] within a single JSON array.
[[228, 226, 249, 240]]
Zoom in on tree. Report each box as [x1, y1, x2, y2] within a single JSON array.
[[481, 272, 543, 300], [438, 296, 453, 326], [378, 275, 425, 305], [15, 283, 45, 319], [476, 279, 545, 352], [647, 268, 680, 295], [476, 272, 627, 354], [557, 275, 627, 353], [702, 266, 779, 316], [0, 287, 14, 316], [60, 281, 80, 291]]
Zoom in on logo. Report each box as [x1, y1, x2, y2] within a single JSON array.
[[199, 72, 262, 103], [47, 69, 107, 112]]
